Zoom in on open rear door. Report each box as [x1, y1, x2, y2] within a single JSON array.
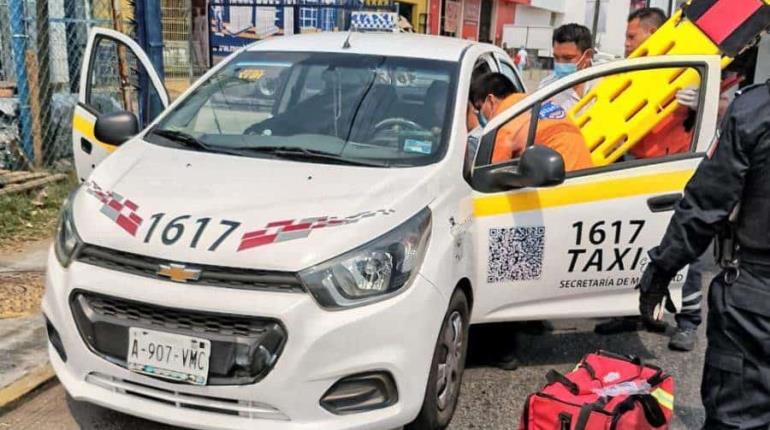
[[73, 27, 169, 181]]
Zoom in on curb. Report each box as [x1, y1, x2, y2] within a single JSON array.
[[0, 363, 54, 409]]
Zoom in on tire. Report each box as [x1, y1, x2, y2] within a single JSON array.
[[406, 290, 470, 430]]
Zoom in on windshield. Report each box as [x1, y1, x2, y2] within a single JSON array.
[[148, 51, 457, 167]]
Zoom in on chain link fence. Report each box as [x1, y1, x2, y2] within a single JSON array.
[[0, 0, 130, 171], [161, 0, 192, 99]]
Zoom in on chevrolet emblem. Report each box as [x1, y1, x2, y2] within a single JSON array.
[[157, 263, 201, 283]]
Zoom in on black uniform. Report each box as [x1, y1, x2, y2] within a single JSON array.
[[639, 82, 770, 429]]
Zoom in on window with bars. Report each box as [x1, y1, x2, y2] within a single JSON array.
[[300, 5, 318, 28]]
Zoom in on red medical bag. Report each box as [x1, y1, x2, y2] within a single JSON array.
[[518, 351, 674, 430]]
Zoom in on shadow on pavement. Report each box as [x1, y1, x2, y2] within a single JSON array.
[[66, 393, 181, 430], [466, 320, 663, 369]]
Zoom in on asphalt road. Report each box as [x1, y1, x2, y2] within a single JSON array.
[[0, 315, 707, 430]]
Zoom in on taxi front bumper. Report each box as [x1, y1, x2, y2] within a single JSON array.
[[43, 249, 447, 430]]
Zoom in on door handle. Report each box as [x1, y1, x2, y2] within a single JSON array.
[[81, 137, 93, 155], [647, 193, 682, 213]]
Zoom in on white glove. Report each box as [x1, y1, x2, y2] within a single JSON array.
[[675, 86, 699, 110]]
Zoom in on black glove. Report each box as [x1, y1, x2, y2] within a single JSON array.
[[636, 262, 676, 332]]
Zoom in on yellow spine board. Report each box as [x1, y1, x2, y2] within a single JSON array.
[[569, 10, 733, 166]]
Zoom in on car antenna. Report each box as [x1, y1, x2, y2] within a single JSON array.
[[342, 29, 353, 49], [343, 0, 366, 49]]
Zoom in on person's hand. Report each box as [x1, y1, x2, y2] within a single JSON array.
[[637, 262, 676, 332], [639, 290, 669, 332], [676, 86, 700, 110]]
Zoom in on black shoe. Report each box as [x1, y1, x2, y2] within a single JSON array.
[[668, 328, 697, 352], [594, 317, 642, 335], [641, 318, 668, 333]]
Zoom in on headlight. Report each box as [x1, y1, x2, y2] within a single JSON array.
[[54, 192, 83, 267], [299, 208, 431, 309]]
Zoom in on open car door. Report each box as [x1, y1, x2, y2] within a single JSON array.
[[468, 55, 722, 323], [72, 27, 169, 181]]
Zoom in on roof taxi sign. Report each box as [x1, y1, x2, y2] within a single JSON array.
[[350, 11, 399, 32]]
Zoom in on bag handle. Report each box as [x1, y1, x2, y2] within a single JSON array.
[[609, 394, 666, 430], [580, 361, 597, 380], [642, 362, 668, 387], [597, 350, 643, 367], [574, 403, 602, 430], [546, 369, 580, 395], [638, 394, 667, 427], [596, 350, 668, 384]]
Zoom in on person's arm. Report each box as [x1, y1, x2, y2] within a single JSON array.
[[537, 122, 592, 172], [638, 87, 764, 330], [648, 89, 760, 275]]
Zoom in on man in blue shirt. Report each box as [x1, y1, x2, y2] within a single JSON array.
[[538, 23, 594, 110]]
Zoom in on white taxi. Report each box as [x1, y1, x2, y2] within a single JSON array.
[[44, 27, 721, 429]]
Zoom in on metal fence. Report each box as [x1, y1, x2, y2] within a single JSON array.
[[161, 0, 190, 76], [0, 0, 130, 171]]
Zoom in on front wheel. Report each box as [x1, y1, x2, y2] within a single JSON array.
[[406, 290, 470, 430]]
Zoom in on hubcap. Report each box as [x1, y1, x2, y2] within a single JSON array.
[[436, 310, 464, 411]]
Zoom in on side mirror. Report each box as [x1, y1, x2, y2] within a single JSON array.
[[94, 110, 139, 146], [473, 145, 566, 191]]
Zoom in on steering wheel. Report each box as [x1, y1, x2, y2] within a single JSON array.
[[244, 122, 268, 135], [368, 117, 425, 148], [373, 117, 423, 132]]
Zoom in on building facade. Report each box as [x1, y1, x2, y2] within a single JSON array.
[[427, 0, 683, 57]]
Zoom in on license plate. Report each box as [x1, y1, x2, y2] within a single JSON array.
[[127, 327, 211, 386]]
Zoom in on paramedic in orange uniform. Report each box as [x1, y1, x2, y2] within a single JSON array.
[[625, 7, 695, 159], [470, 72, 593, 172]]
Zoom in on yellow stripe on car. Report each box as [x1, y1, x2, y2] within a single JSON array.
[[73, 113, 118, 153], [651, 387, 674, 411], [473, 169, 694, 218]]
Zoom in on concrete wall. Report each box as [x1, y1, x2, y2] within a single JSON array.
[[560, 0, 586, 27], [648, 0, 673, 15], [596, 0, 630, 58], [513, 0, 634, 58], [513, 4, 552, 26], [529, 0, 565, 13]]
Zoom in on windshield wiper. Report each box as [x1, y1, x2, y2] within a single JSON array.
[[228, 146, 387, 167], [152, 129, 216, 152], [150, 133, 386, 167]]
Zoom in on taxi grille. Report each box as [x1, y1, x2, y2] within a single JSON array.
[[86, 372, 289, 420], [85, 293, 269, 337], [71, 291, 287, 385], [74, 244, 304, 293]]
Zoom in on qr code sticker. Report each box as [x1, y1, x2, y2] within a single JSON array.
[[487, 227, 545, 283]]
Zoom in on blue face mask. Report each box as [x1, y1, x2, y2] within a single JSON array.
[[475, 109, 488, 127], [553, 62, 578, 78]]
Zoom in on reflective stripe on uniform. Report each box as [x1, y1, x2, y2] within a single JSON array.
[[651, 387, 674, 411], [682, 291, 702, 302]]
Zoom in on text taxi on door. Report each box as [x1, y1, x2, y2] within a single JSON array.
[[46, 27, 721, 430]]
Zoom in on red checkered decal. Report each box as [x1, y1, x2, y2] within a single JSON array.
[[85, 181, 143, 236], [238, 209, 395, 251]]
